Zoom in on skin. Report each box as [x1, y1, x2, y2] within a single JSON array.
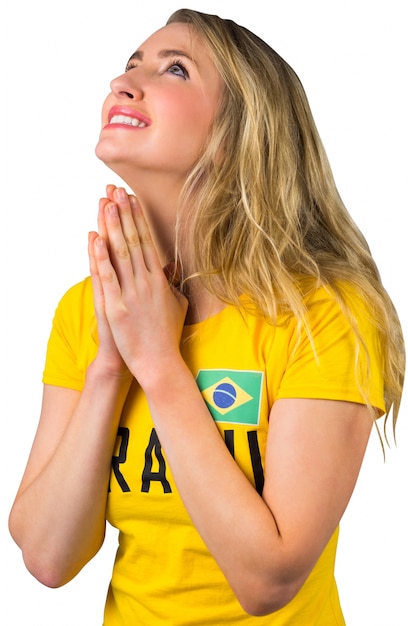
[[9, 22, 373, 616], [95, 22, 225, 267]]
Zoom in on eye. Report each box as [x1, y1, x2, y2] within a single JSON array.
[[166, 60, 189, 80], [125, 61, 137, 73]]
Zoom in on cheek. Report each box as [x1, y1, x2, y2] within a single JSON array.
[[164, 88, 210, 126], [173, 99, 215, 145]]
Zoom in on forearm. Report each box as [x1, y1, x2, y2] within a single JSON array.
[[9, 361, 132, 587], [141, 357, 295, 614]]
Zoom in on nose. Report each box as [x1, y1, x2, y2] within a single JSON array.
[[110, 72, 144, 101]]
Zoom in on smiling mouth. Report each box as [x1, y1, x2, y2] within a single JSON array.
[[109, 114, 147, 128]]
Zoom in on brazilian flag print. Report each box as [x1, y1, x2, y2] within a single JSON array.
[[196, 369, 263, 426]]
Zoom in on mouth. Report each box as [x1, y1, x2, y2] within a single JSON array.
[[106, 106, 150, 129], [110, 114, 147, 128]]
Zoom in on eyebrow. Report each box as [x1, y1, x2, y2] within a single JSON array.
[[127, 48, 196, 65]]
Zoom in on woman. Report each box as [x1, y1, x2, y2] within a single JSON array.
[[9, 8, 405, 625]]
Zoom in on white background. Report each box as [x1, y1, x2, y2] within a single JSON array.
[[2, 1, 407, 624]]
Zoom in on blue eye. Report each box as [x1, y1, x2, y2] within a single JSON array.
[[167, 61, 189, 79]]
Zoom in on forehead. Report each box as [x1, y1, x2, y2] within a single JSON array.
[[132, 22, 211, 64]]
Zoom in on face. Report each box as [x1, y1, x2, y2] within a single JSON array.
[[95, 22, 224, 186]]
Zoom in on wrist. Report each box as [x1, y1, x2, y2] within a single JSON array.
[[87, 356, 134, 389], [136, 352, 191, 395]]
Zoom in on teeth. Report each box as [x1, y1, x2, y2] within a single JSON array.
[[110, 114, 146, 128]]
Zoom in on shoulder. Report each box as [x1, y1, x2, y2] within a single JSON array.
[[295, 280, 381, 370], [56, 276, 94, 310], [300, 280, 375, 333], [49, 276, 96, 354], [52, 276, 95, 330], [276, 280, 385, 411], [43, 277, 96, 390]]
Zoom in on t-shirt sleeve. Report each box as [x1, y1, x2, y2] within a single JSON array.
[[42, 277, 97, 391], [275, 285, 386, 414]]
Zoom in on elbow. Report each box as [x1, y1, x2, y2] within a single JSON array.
[[9, 520, 99, 589], [9, 507, 105, 588], [27, 567, 68, 589], [239, 584, 302, 617], [21, 548, 79, 588], [8, 515, 67, 588], [21, 538, 104, 588], [232, 568, 308, 617], [30, 562, 73, 589]]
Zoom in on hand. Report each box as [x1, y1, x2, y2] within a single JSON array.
[[91, 187, 188, 385], [88, 185, 137, 378], [88, 227, 128, 378]]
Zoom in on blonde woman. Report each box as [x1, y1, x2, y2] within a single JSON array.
[[9, 8, 405, 625]]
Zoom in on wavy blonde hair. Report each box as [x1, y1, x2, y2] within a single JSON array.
[[167, 9, 405, 437]]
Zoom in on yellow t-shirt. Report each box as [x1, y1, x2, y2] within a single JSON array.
[[43, 277, 385, 625]]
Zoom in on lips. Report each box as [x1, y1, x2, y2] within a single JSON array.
[[106, 106, 151, 129]]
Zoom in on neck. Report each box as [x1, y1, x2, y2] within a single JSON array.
[[183, 277, 226, 325]]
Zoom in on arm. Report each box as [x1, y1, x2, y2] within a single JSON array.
[[9, 189, 134, 587], [91, 188, 373, 615], [9, 372, 132, 588], [142, 366, 372, 615]]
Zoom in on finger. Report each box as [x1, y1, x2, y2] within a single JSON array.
[[88, 232, 117, 348], [111, 189, 154, 276], [97, 197, 110, 242], [98, 186, 118, 242], [88, 231, 105, 318], [113, 188, 141, 252], [106, 184, 117, 202], [92, 232, 122, 305], [103, 201, 140, 287], [88, 231, 98, 276], [128, 194, 163, 274]]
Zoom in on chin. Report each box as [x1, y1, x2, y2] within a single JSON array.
[[95, 141, 126, 177], [95, 136, 116, 164]]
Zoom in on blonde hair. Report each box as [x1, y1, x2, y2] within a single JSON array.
[[167, 9, 405, 437]]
